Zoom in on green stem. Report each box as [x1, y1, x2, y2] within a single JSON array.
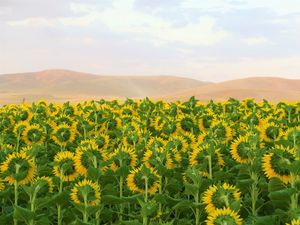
[[195, 191, 200, 225], [83, 191, 88, 223], [16, 132, 21, 152], [208, 155, 213, 180], [29, 192, 37, 225], [250, 172, 258, 216], [159, 176, 163, 223], [119, 176, 124, 221], [290, 174, 298, 211], [143, 177, 148, 225], [14, 164, 20, 225], [57, 171, 64, 225]]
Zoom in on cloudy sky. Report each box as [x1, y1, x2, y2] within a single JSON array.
[[0, 0, 300, 81]]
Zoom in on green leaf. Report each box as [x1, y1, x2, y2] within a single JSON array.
[[172, 200, 194, 210], [268, 178, 286, 192], [141, 200, 157, 217], [13, 205, 35, 223], [119, 220, 143, 225], [102, 194, 141, 205], [49, 192, 69, 205]]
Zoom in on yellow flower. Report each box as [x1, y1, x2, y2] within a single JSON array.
[[286, 219, 300, 225], [53, 151, 78, 182], [0, 151, 36, 185], [13, 120, 29, 135], [189, 144, 225, 167], [52, 123, 76, 147], [127, 166, 160, 195], [74, 145, 108, 176], [202, 183, 241, 213], [262, 145, 297, 184], [205, 207, 243, 225], [259, 121, 284, 142], [108, 146, 137, 172], [22, 124, 45, 145], [70, 179, 101, 206], [95, 133, 110, 150], [230, 135, 263, 164], [147, 137, 166, 151], [34, 176, 54, 193], [0, 179, 4, 191]]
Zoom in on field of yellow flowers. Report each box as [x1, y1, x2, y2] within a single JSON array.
[[0, 97, 299, 225]]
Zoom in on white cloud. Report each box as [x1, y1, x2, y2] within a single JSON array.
[[7, 17, 55, 27], [242, 36, 271, 45], [60, 0, 230, 45], [182, 0, 300, 15]]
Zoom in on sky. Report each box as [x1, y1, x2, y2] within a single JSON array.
[[0, 0, 300, 82]]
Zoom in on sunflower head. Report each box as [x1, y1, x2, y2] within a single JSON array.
[[74, 145, 108, 176], [202, 183, 241, 213], [286, 219, 300, 225], [23, 124, 45, 145], [259, 122, 284, 142], [0, 151, 36, 185], [52, 123, 76, 147], [53, 151, 78, 182], [32, 176, 54, 194], [108, 146, 137, 172], [205, 207, 243, 225], [230, 134, 263, 164], [70, 179, 101, 206], [127, 165, 160, 195], [0, 179, 5, 191], [262, 145, 297, 184]]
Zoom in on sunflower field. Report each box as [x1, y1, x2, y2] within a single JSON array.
[[0, 97, 300, 225]]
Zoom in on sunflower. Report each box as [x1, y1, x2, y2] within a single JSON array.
[[52, 123, 76, 147], [262, 145, 297, 184], [95, 133, 110, 150], [230, 135, 263, 164], [286, 219, 300, 225], [0, 144, 14, 157], [259, 122, 284, 142], [189, 144, 225, 168], [127, 165, 160, 195], [53, 151, 78, 182], [70, 179, 101, 206], [210, 121, 233, 142], [142, 147, 175, 170], [198, 111, 215, 131], [0, 151, 36, 185], [0, 179, 4, 191], [166, 135, 188, 153], [285, 126, 300, 146], [13, 120, 29, 136], [180, 131, 196, 146], [108, 146, 137, 172], [22, 124, 45, 145], [99, 116, 121, 132], [147, 137, 166, 151], [16, 106, 32, 122], [123, 131, 142, 147], [74, 145, 108, 176], [33, 176, 54, 193], [120, 105, 135, 118], [205, 207, 243, 225], [202, 183, 241, 213], [176, 115, 197, 133], [153, 115, 166, 131]]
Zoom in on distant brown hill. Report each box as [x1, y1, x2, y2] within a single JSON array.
[[0, 70, 299, 104], [0, 70, 210, 104], [166, 77, 300, 102]]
